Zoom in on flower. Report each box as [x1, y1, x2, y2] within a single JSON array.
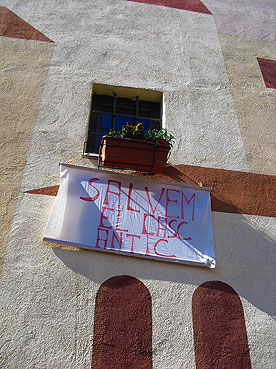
[[108, 123, 175, 147], [122, 122, 134, 138], [134, 123, 144, 133]]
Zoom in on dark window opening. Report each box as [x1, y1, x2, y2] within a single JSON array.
[[84, 93, 162, 154]]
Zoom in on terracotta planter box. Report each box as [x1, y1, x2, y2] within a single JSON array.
[[100, 135, 170, 174]]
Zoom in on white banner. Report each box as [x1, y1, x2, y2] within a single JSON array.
[[43, 164, 215, 268]]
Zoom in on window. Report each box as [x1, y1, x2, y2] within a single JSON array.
[[84, 84, 162, 155]]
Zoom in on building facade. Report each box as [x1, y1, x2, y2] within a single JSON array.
[[0, 0, 276, 368]]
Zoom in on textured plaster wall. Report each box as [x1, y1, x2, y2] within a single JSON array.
[[1, 200, 276, 367], [0, 1, 276, 368], [219, 34, 276, 175], [1, 0, 248, 177], [203, 0, 276, 43], [0, 37, 54, 273]]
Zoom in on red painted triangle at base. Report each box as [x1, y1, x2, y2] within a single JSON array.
[[127, 0, 212, 15], [0, 7, 53, 42]]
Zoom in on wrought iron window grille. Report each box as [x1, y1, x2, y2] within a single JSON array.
[[83, 92, 162, 156]]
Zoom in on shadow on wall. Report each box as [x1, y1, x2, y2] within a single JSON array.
[[53, 211, 276, 316]]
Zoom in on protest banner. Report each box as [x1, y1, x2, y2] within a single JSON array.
[[44, 163, 215, 268]]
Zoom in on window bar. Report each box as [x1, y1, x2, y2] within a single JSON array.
[[82, 141, 87, 157], [90, 111, 161, 122], [112, 92, 117, 130], [135, 96, 139, 125]]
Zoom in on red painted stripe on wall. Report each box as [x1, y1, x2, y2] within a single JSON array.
[[0, 7, 53, 42], [127, 0, 212, 15], [26, 164, 276, 217], [25, 185, 59, 196], [151, 164, 276, 217], [91, 275, 152, 369], [192, 281, 252, 369]]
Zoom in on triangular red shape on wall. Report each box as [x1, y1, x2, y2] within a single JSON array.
[[25, 185, 59, 196], [0, 7, 53, 42], [127, 0, 212, 15], [257, 58, 276, 89]]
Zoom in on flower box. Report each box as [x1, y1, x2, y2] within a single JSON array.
[[99, 135, 170, 174]]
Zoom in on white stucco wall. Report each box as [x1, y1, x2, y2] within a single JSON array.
[[2, 0, 248, 176], [203, 0, 276, 43], [1, 194, 276, 368]]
